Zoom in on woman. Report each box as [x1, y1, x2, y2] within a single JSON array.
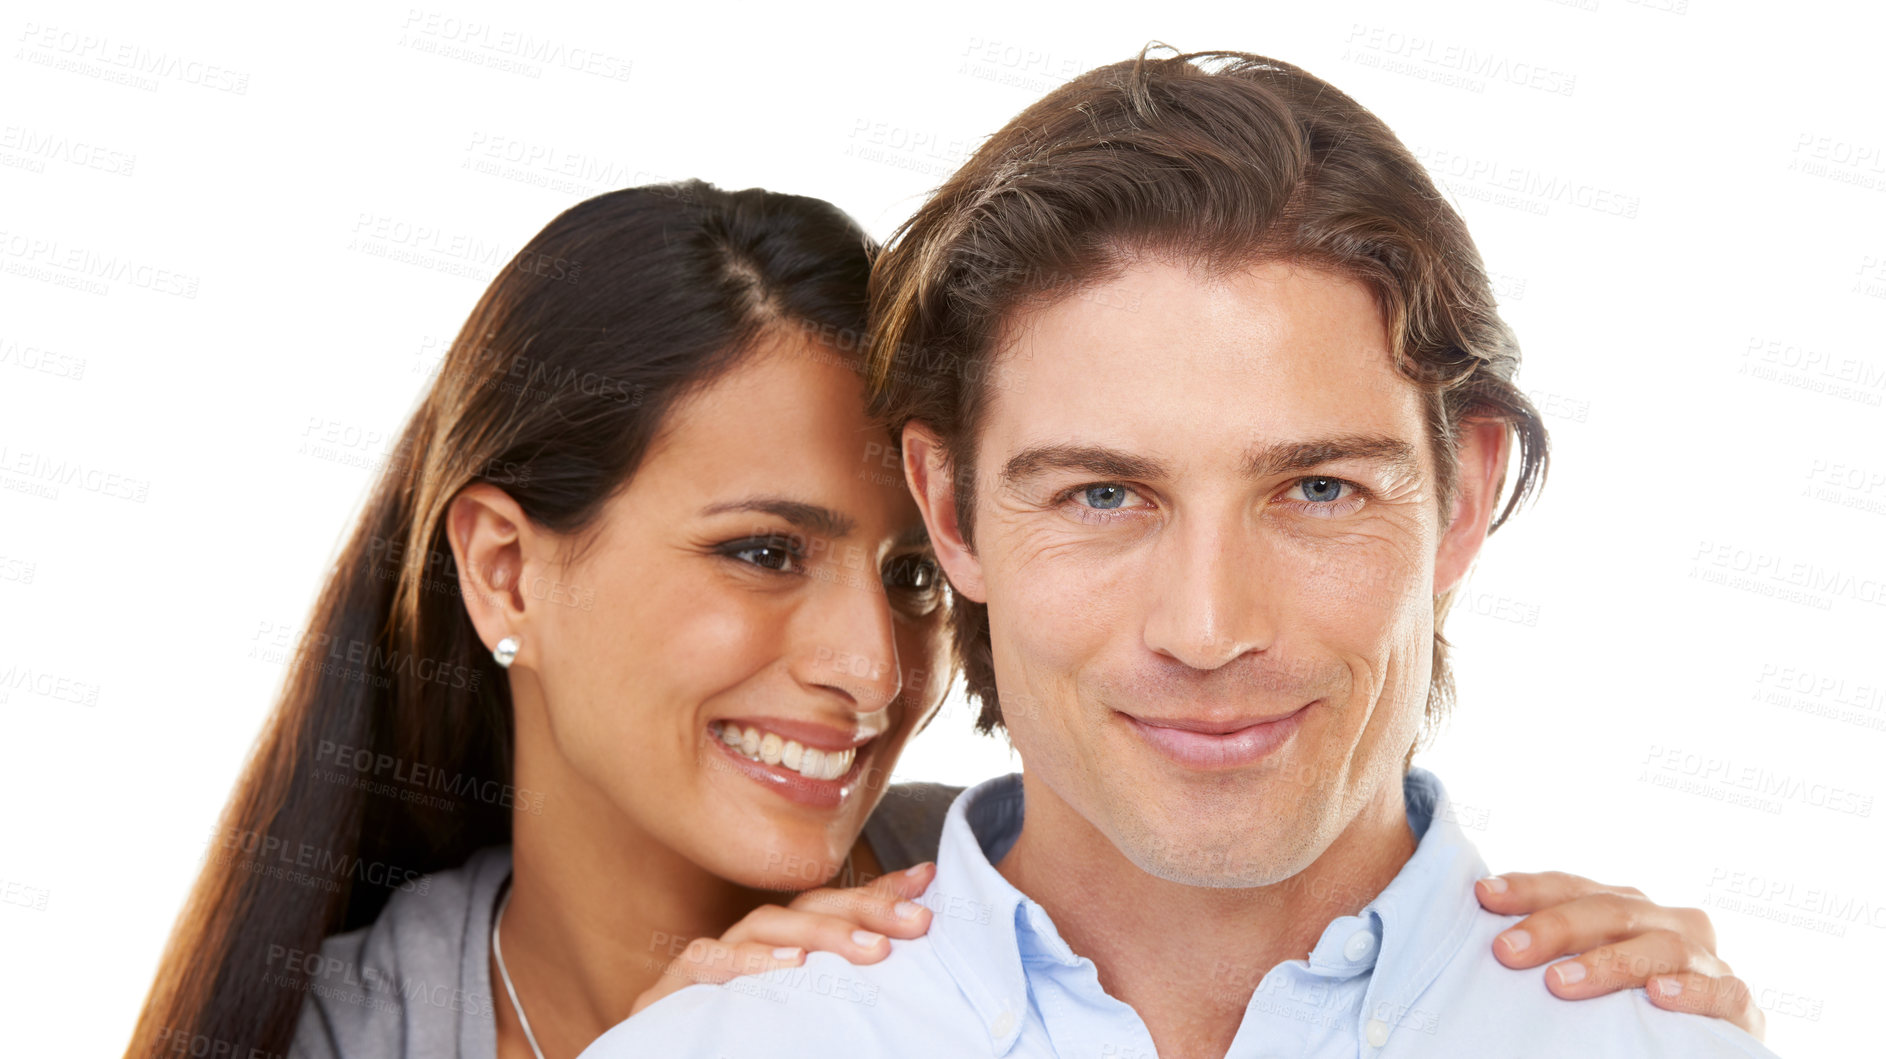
[[125, 182, 1758, 1059]]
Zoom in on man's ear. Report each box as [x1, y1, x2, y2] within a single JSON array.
[[446, 483, 537, 664], [902, 421, 986, 604], [1433, 418, 1513, 597]]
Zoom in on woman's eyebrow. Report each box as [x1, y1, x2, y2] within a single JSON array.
[[699, 496, 857, 538]]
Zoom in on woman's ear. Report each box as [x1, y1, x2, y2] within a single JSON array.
[[1434, 418, 1514, 597], [902, 421, 986, 604], [446, 483, 536, 661]]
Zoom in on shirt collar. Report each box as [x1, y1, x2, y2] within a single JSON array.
[[919, 772, 1033, 1055], [1299, 768, 1489, 1040], [920, 768, 1489, 1054]]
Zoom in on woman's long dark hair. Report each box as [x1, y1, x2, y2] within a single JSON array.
[[125, 182, 876, 1058]]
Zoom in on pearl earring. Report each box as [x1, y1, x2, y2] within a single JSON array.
[[492, 636, 520, 669]]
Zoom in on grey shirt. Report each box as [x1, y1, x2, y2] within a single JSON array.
[[289, 782, 962, 1059]]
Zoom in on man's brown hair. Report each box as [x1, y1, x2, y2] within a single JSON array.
[[865, 48, 1549, 747]]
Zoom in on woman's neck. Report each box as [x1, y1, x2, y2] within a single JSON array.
[[490, 692, 773, 1059]]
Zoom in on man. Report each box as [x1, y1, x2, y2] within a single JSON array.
[[581, 50, 1777, 1058]]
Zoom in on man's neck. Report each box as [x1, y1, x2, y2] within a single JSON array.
[[995, 772, 1417, 1059]]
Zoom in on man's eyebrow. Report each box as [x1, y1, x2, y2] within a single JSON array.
[[699, 497, 856, 538], [998, 445, 1173, 489], [1242, 434, 1420, 478]]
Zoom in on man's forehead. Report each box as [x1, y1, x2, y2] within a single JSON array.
[[978, 259, 1421, 452], [992, 258, 1392, 378]]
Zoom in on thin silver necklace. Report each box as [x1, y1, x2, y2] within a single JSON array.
[[490, 853, 854, 1059], [492, 886, 548, 1059]]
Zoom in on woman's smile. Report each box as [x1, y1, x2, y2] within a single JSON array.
[[708, 719, 874, 808]]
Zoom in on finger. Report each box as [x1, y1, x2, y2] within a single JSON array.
[[1647, 973, 1765, 1041], [631, 940, 805, 1016], [846, 860, 939, 902], [877, 861, 939, 900], [790, 861, 934, 915], [687, 938, 807, 984], [1476, 871, 1622, 916], [788, 869, 936, 940], [1542, 931, 1730, 999], [1492, 892, 1716, 969], [664, 938, 807, 988], [721, 903, 905, 963]]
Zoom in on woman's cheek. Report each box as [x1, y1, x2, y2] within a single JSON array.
[[675, 591, 787, 693], [547, 571, 775, 772], [896, 621, 951, 718]]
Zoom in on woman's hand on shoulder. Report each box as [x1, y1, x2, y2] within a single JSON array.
[[1476, 870, 1763, 1040], [629, 862, 936, 1015]]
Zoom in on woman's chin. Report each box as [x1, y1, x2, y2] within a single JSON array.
[[720, 840, 854, 893], [688, 757, 875, 891]]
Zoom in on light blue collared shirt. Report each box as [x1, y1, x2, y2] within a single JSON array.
[[582, 769, 1777, 1058]]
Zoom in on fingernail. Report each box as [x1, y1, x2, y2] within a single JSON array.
[[894, 900, 925, 921], [908, 861, 936, 875], [1499, 929, 1530, 956], [772, 946, 804, 961], [1479, 875, 1508, 894], [1553, 962, 1587, 987], [1651, 976, 1682, 998], [852, 929, 886, 947]]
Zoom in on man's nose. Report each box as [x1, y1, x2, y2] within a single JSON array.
[[1140, 513, 1275, 671]]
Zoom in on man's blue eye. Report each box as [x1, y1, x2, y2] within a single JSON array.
[[1299, 477, 1348, 503], [1081, 484, 1130, 509]]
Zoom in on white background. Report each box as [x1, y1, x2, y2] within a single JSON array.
[[2, 1, 1882, 1055]]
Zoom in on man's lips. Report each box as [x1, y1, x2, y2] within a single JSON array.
[[1119, 703, 1313, 769]]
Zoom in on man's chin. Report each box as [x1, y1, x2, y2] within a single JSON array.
[[1101, 807, 1315, 888], [1121, 836, 1306, 888]]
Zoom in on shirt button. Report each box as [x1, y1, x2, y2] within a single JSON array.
[[1365, 1018, 1390, 1047], [992, 1011, 1017, 1037], [1343, 929, 1379, 962]]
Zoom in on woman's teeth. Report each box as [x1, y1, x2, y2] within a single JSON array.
[[714, 722, 855, 780]]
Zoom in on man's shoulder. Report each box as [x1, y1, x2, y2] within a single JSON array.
[[864, 781, 968, 873], [580, 941, 985, 1058], [1406, 909, 1777, 1057]]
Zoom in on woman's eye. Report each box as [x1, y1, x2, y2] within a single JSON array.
[[1078, 483, 1134, 510], [738, 546, 794, 571], [725, 536, 802, 572], [1297, 477, 1353, 503], [883, 554, 941, 591]]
